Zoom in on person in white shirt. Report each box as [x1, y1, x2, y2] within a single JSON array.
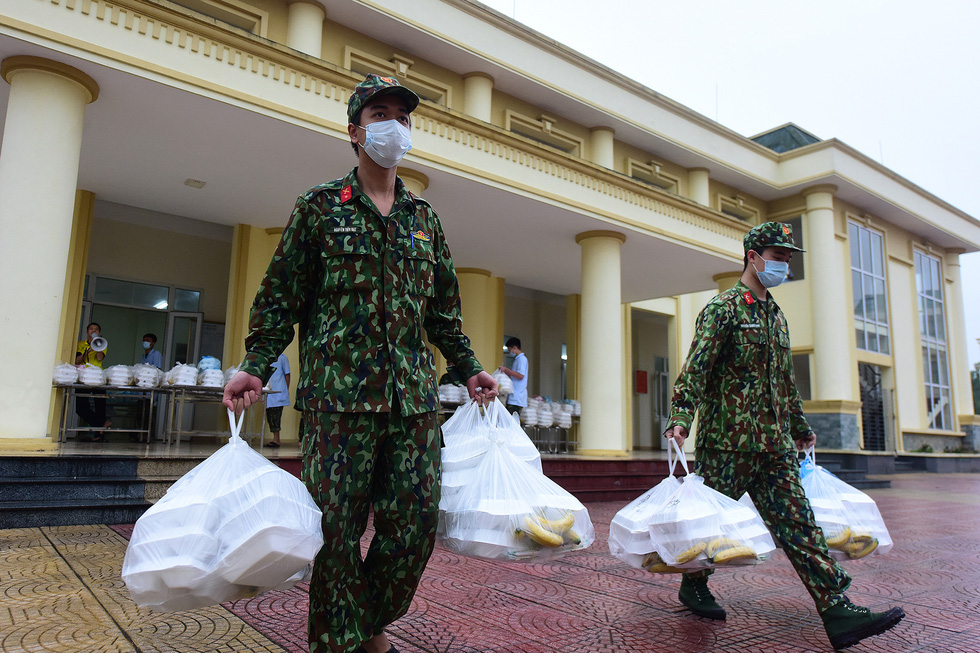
[[264, 353, 291, 447], [141, 333, 163, 369], [498, 337, 528, 415]]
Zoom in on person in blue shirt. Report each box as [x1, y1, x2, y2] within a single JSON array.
[[141, 333, 163, 369], [264, 353, 291, 448], [498, 337, 528, 415]]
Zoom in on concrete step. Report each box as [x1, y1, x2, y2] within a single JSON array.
[[0, 498, 151, 529], [0, 456, 151, 528]]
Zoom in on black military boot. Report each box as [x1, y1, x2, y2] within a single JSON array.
[[821, 600, 905, 650], [678, 574, 726, 620]]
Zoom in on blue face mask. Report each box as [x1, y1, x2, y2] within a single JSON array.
[[751, 252, 790, 288], [142, 341, 152, 350]]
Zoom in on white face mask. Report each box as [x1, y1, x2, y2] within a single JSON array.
[[751, 252, 790, 288], [142, 341, 152, 350], [358, 120, 412, 168]]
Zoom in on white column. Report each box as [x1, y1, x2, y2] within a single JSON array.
[[576, 230, 627, 454], [286, 1, 325, 58], [590, 127, 615, 169], [945, 250, 975, 417], [804, 185, 851, 401], [688, 168, 710, 206], [0, 57, 98, 441], [462, 72, 494, 123]]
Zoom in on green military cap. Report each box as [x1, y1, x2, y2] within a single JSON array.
[[743, 221, 805, 253], [347, 74, 420, 123]]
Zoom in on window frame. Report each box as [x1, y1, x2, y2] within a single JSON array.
[[913, 250, 952, 430], [848, 221, 890, 354]]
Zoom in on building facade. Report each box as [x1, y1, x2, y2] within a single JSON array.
[[1, 0, 977, 455]]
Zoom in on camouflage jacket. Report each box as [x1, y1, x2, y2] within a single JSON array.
[[240, 169, 482, 415], [668, 281, 813, 452]]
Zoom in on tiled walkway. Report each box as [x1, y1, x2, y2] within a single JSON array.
[[2, 473, 979, 652]]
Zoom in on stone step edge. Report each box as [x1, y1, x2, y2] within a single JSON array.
[[0, 497, 152, 510]]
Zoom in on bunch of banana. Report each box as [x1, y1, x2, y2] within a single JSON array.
[[640, 551, 686, 574], [825, 527, 878, 559], [705, 536, 757, 565], [514, 511, 581, 548]]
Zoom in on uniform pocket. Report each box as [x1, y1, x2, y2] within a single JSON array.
[[321, 236, 374, 293], [403, 241, 435, 297], [734, 328, 766, 368]]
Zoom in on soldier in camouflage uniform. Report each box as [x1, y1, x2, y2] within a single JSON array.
[[224, 74, 498, 653], [663, 222, 904, 650]]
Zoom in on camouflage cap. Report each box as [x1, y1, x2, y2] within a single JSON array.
[[347, 74, 420, 123], [743, 221, 805, 253]]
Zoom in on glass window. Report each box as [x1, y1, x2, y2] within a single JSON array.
[[914, 251, 952, 430], [175, 288, 202, 312], [849, 223, 889, 354], [792, 354, 811, 401], [93, 278, 170, 310]]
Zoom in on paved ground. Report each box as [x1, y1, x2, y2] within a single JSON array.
[[2, 473, 978, 653]]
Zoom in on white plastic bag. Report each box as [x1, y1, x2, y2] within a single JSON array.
[[132, 364, 162, 388], [643, 440, 775, 570], [440, 442, 594, 561], [105, 365, 134, 386], [492, 371, 513, 396], [439, 401, 593, 562], [122, 410, 323, 611], [78, 363, 105, 386], [608, 443, 684, 572], [53, 362, 78, 385], [800, 447, 892, 560]]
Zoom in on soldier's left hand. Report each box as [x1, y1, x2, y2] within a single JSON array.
[[795, 432, 817, 450], [467, 370, 498, 406]]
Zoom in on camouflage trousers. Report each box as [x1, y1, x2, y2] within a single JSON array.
[[685, 449, 851, 612], [301, 410, 441, 653]]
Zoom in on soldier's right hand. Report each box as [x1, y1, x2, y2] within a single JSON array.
[[664, 424, 688, 447], [222, 371, 263, 414]]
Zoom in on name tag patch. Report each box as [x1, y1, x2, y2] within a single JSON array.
[[329, 226, 360, 234]]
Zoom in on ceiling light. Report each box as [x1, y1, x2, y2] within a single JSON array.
[[184, 178, 206, 189], [154, 300, 169, 310]]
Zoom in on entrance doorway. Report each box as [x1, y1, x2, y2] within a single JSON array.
[[859, 362, 886, 451]]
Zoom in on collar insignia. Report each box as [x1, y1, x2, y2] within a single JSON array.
[[340, 185, 353, 203], [743, 291, 755, 305]]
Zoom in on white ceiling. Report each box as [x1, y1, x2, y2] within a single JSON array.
[[0, 31, 739, 303]]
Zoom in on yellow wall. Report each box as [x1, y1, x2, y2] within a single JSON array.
[[224, 224, 302, 442], [456, 269, 505, 373], [87, 217, 232, 323]]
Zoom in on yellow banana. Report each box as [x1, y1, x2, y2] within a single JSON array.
[[539, 512, 575, 534], [641, 551, 685, 573], [706, 537, 742, 558], [850, 532, 873, 544], [521, 516, 563, 547], [674, 541, 707, 564], [825, 527, 851, 548], [712, 545, 757, 564], [563, 529, 582, 546], [843, 538, 878, 560]]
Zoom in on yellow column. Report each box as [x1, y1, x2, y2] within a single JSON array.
[[45, 191, 96, 440], [462, 72, 494, 123], [456, 268, 505, 373], [803, 185, 851, 401], [713, 270, 742, 293], [0, 57, 99, 446], [286, 1, 325, 58], [688, 167, 710, 206], [945, 250, 975, 419], [398, 167, 429, 196], [590, 127, 615, 169], [576, 230, 627, 455]]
